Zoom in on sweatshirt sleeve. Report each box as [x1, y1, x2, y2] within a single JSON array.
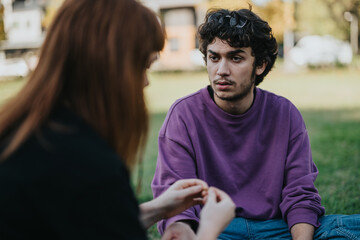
[[151, 108, 201, 235], [280, 106, 325, 230]]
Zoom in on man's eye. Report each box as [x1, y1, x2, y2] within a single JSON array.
[[232, 56, 242, 62], [209, 56, 219, 61]]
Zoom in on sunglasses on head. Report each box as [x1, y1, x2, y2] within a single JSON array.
[[208, 13, 247, 29]]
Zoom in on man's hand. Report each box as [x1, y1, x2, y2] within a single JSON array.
[[290, 223, 315, 240], [162, 221, 196, 240], [196, 187, 236, 240], [162, 187, 235, 240]]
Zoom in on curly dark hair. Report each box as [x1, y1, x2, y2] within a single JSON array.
[[198, 8, 278, 85]]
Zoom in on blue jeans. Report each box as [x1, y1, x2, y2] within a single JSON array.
[[218, 215, 360, 240]]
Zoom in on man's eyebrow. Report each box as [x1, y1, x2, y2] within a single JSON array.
[[208, 49, 219, 55], [207, 49, 246, 56], [227, 49, 246, 55]]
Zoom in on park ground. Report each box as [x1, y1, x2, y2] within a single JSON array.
[[0, 64, 359, 239]]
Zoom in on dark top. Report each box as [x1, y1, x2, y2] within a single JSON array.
[[0, 108, 147, 239]]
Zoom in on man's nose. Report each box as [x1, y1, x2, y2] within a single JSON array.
[[143, 74, 149, 88], [216, 60, 230, 76]]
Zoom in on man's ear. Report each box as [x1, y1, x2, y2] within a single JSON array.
[[256, 62, 267, 76]]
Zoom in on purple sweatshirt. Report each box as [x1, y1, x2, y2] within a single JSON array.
[[152, 87, 325, 234]]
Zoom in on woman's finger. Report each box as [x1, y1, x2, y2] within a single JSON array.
[[173, 179, 208, 190], [177, 185, 203, 198]]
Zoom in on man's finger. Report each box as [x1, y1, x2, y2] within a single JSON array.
[[211, 187, 229, 201], [193, 197, 204, 205], [206, 188, 216, 203]]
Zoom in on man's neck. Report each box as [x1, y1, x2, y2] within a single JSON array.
[[213, 87, 256, 115]]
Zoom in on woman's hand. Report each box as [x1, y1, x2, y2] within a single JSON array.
[[196, 187, 235, 240], [156, 179, 208, 219], [140, 179, 208, 229]]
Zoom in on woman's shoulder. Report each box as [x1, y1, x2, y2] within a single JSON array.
[[0, 106, 129, 185], [0, 107, 145, 239]]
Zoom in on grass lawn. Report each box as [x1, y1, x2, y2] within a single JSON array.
[[1, 66, 359, 239]]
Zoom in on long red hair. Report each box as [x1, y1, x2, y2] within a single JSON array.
[[0, 0, 165, 169]]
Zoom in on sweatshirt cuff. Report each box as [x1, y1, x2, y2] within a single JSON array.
[[287, 208, 320, 230], [157, 214, 199, 235]]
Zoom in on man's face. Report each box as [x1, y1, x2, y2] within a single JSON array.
[[143, 52, 159, 88], [206, 38, 265, 104]]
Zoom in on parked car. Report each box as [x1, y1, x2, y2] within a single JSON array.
[[0, 58, 29, 78], [289, 35, 352, 67]]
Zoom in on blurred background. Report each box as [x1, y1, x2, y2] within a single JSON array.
[[0, 0, 359, 74], [0, 1, 359, 239]]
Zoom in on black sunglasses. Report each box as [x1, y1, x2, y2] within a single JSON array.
[[208, 13, 247, 29]]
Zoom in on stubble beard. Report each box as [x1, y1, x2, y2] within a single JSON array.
[[212, 66, 257, 102]]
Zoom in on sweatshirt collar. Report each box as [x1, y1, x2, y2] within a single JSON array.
[[202, 86, 262, 121]]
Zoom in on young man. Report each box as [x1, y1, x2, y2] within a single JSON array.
[[152, 8, 360, 240]]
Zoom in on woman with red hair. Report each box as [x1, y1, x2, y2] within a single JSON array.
[[0, 0, 234, 239]]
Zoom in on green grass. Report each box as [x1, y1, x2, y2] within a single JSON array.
[[302, 109, 360, 214], [1, 67, 359, 239], [0, 78, 26, 107]]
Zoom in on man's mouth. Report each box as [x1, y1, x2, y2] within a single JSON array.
[[214, 79, 233, 86], [214, 79, 233, 90]]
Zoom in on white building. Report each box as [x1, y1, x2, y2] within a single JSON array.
[[0, 0, 45, 77], [142, 0, 208, 71], [1, 0, 45, 56]]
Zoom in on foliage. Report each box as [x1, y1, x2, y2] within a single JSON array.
[[42, 0, 65, 29], [322, 0, 359, 41], [209, 0, 360, 47], [296, 0, 360, 41], [208, 0, 253, 10], [256, 0, 292, 43], [208, 0, 288, 42], [0, 2, 5, 41]]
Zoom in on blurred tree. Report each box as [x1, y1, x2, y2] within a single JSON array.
[[323, 0, 359, 31], [208, 0, 252, 10], [42, 0, 64, 29], [208, 0, 287, 43], [0, 2, 5, 41], [256, 0, 288, 43], [322, 0, 359, 47], [296, 0, 359, 41]]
